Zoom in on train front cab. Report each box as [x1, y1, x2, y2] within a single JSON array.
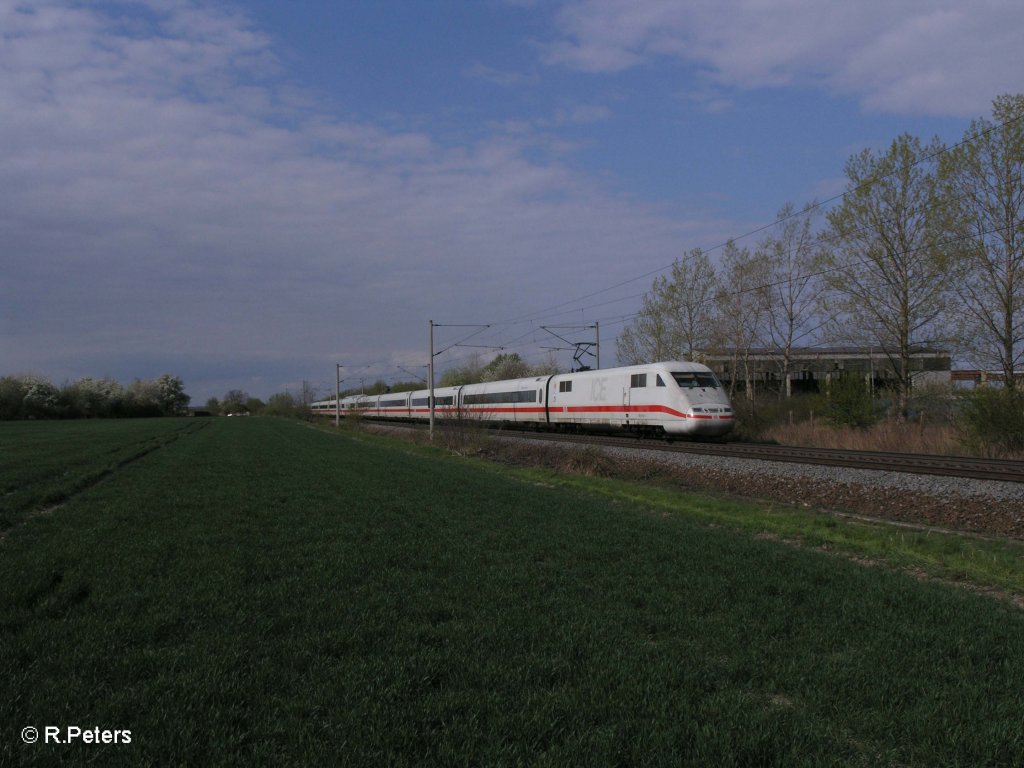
[[547, 362, 734, 437], [659, 365, 734, 436]]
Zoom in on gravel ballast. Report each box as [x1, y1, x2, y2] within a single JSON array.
[[511, 435, 1024, 539], [364, 424, 1024, 539]]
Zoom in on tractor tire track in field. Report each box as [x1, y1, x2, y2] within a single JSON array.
[[1, 420, 209, 540]]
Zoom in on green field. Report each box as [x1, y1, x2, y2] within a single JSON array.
[[0, 418, 206, 530], [2, 418, 1023, 766]]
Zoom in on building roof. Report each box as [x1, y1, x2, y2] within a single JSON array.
[[700, 346, 949, 358]]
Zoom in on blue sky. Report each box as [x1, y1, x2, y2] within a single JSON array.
[[2, 0, 1021, 403]]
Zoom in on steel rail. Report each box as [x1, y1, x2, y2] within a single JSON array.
[[500, 430, 1024, 483]]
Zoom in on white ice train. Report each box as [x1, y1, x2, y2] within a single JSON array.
[[313, 361, 734, 438]]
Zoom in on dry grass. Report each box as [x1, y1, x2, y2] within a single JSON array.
[[496, 441, 621, 477], [762, 420, 963, 455], [432, 414, 494, 456], [380, 419, 625, 478], [735, 389, 1024, 459]]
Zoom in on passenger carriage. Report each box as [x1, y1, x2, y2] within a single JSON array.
[[458, 376, 548, 426], [406, 386, 461, 420]]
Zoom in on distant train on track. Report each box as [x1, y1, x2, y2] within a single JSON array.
[[312, 361, 735, 438]]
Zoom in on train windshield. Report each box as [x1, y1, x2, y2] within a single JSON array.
[[671, 371, 721, 389]]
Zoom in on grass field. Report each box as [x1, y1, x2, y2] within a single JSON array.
[[2, 418, 1024, 766], [0, 418, 206, 530]]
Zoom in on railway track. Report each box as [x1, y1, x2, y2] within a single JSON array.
[[497, 430, 1024, 484]]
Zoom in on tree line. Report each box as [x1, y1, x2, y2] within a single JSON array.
[[438, 353, 558, 387], [203, 381, 319, 417], [0, 373, 190, 419], [617, 93, 1024, 418], [316, 354, 558, 405]]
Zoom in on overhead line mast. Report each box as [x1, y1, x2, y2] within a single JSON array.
[[335, 363, 342, 428], [428, 320, 491, 441]]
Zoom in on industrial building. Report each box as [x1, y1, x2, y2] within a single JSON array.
[[700, 346, 952, 397]]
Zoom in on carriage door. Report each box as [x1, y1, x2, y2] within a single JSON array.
[[622, 386, 630, 425]]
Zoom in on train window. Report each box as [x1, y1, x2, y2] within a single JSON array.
[[559, 381, 572, 393], [464, 390, 536, 405], [656, 375, 666, 387], [630, 373, 647, 388], [672, 372, 721, 389]]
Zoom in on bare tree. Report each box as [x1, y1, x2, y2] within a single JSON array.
[[713, 240, 769, 401], [939, 93, 1024, 390], [300, 380, 318, 407], [824, 134, 952, 418], [756, 203, 828, 397], [617, 249, 718, 364], [222, 389, 250, 414]]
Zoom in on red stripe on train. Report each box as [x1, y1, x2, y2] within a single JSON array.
[[318, 405, 734, 420]]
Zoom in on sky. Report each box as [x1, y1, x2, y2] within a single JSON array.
[[2, 0, 1022, 404]]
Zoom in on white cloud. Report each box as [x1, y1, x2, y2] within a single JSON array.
[[0, 0, 714, 399], [555, 103, 611, 125], [464, 62, 538, 87], [542, 0, 1024, 115]]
